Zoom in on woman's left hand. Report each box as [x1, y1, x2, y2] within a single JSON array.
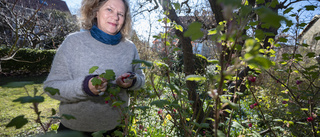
[[116, 73, 133, 88]]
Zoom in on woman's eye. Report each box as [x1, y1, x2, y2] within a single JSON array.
[[107, 8, 112, 12], [118, 13, 124, 17]]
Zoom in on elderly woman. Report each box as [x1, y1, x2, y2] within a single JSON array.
[[43, 0, 145, 136]]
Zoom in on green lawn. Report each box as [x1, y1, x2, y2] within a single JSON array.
[[0, 84, 60, 136]]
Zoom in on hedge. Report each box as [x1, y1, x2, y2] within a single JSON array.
[[0, 48, 56, 75]]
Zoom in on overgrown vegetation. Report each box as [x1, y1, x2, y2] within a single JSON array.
[[1, 0, 320, 137]]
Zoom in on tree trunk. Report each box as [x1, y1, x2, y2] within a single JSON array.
[[160, 0, 205, 129]]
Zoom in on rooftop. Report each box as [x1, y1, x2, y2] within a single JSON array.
[[298, 15, 320, 39]]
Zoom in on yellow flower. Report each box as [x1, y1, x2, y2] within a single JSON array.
[[162, 120, 167, 126], [166, 114, 172, 121]]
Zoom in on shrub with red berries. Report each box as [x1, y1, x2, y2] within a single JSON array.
[[307, 117, 313, 122], [296, 80, 303, 85], [248, 76, 256, 83]]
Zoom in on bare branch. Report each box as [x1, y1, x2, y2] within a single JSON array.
[[181, 0, 191, 13], [132, 0, 159, 17], [278, 0, 305, 9]]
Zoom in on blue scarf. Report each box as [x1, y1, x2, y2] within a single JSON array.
[[90, 25, 122, 45]]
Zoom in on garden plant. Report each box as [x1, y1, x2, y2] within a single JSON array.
[[2, 0, 320, 137]]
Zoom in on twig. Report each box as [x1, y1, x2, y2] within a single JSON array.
[[249, 85, 277, 136]]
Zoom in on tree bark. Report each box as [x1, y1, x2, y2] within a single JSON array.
[[208, 0, 224, 23], [160, 0, 205, 127]]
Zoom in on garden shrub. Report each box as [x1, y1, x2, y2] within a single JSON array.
[[0, 48, 56, 75]]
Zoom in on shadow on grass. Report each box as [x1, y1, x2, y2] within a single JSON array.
[[0, 73, 48, 86]]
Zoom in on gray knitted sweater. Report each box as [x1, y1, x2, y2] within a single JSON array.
[[43, 31, 145, 132]]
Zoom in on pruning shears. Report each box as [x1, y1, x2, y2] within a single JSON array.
[[121, 73, 136, 83]]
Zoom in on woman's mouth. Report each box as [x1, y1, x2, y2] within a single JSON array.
[[109, 22, 117, 27]]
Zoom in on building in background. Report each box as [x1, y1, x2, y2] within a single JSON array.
[[5, 0, 70, 14], [0, 0, 76, 48], [298, 15, 320, 53]]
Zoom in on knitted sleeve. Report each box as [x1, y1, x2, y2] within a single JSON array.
[[43, 36, 90, 103], [127, 44, 145, 91]]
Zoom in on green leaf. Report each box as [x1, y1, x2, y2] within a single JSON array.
[[50, 124, 59, 131], [246, 56, 273, 69], [305, 5, 316, 11], [135, 106, 150, 113], [91, 77, 102, 86], [101, 69, 115, 80], [89, 66, 99, 74], [283, 7, 294, 14], [244, 39, 258, 53], [255, 6, 286, 28], [282, 53, 290, 60], [150, 100, 170, 108], [296, 122, 307, 125], [184, 22, 204, 41], [33, 87, 39, 96], [301, 108, 308, 111], [114, 131, 123, 136], [44, 87, 60, 95], [270, 0, 279, 8], [200, 123, 210, 128], [302, 43, 309, 47], [132, 59, 153, 67], [153, 35, 160, 39], [92, 130, 107, 137], [13, 96, 44, 103], [61, 114, 76, 120], [279, 37, 288, 42], [173, 47, 181, 51], [196, 54, 207, 61], [273, 119, 283, 122], [51, 108, 57, 115], [306, 52, 316, 58], [2, 81, 34, 88], [256, 0, 265, 4], [109, 86, 121, 95], [154, 61, 169, 69], [221, 98, 239, 110], [168, 83, 179, 92], [6, 115, 28, 129], [172, 2, 181, 10], [285, 20, 294, 27], [208, 59, 219, 64], [282, 28, 290, 33], [208, 29, 217, 35], [294, 54, 303, 61], [112, 101, 125, 107], [315, 36, 320, 40], [232, 121, 244, 129], [174, 24, 183, 32], [298, 23, 307, 27], [186, 75, 206, 82]]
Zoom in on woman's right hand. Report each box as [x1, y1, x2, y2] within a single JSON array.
[[88, 76, 108, 95]]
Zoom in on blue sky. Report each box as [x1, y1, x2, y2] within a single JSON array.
[[63, 0, 319, 41], [63, 0, 81, 15]]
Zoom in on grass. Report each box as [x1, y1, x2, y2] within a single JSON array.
[[0, 84, 60, 136]]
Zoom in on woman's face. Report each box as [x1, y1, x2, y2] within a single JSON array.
[[96, 0, 126, 35]]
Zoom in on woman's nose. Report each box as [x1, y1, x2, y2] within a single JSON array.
[[111, 12, 119, 21]]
